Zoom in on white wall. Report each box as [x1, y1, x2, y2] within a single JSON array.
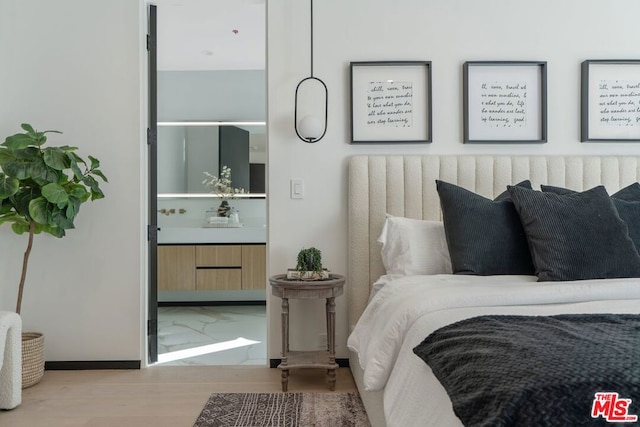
[[266, 0, 640, 359], [0, 0, 143, 361]]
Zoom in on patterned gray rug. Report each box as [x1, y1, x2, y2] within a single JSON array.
[[193, 392, 371, 427]]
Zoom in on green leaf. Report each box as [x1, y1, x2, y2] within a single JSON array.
[[3, 161, 30, 179], [3, 133, 36, 151], [70, 161, 84, 180], [42, 183, 69, 204], [0, 201, 12, 215], [0, 148, 15, 166], [29, 159, 60, 186], [69, 185, 88, 200], [82, 175, 99, 193], [43, 147, 69, 170], [88, 155, 100, 169], [68, 151, 86, 165], [0, 212, 23, 226], [28, 197, 50, 224], [11, 221, 30, 235], [13, 188, 37, 218], [66, 196, 81, 219], [0, 174, 19, 199], [92, 169, 108, 183], [39, 223, 65, 238], [58, 145, 79, 152], [13, 147, 39, 160], [51, 207, 75, 229], [21, 123, 35, 134]]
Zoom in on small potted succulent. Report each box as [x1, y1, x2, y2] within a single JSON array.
[[0, 123, 107, 388], [286, 247, 330, 280]]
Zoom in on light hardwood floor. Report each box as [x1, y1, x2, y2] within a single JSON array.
[[0, 366, 357, 427]]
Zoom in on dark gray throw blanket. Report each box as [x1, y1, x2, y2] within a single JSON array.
[[413, 314, 640, 427]]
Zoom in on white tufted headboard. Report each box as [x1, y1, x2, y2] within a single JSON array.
[[347, 155, 640, 329]]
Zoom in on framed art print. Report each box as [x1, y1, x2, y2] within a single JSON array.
[[350, 61, 432, 144], [581, 60, 640, 142], [463, 61, 547, 143]]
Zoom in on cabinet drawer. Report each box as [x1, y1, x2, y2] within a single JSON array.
[[158, 245, 195, 291], [196, 269, 242, 290], [196, 245, 242, 267], [242, 245, 267, 290]]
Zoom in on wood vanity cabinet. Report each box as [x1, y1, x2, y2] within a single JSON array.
[[158, 244, 266, 292], [158, 245, 196, 291]]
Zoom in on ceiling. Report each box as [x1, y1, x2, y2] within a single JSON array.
[[154, 0, 266, 71]]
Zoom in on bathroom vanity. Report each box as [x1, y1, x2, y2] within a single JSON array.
[[156, 197, 267, 302], [158, 243, 266, 292]]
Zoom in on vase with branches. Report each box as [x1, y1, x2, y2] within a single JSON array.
[[202, 165, 246, 217]]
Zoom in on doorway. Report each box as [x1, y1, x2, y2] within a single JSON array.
[[148, 0, 267, 366]]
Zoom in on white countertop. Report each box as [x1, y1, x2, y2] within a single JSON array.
[[158, 225, 266, 244]]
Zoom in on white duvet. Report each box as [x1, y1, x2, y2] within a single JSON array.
[[347, 274, 640, 427]]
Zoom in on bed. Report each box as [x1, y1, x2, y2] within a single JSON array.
[[346, 155, 640, 427]]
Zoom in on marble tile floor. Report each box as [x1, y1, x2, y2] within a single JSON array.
[[156, 305, 267, 366]]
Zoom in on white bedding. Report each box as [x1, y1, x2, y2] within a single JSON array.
[[347, 274, 640, 427]]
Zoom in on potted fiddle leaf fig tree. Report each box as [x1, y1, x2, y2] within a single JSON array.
[[0, 123, 107, 388]]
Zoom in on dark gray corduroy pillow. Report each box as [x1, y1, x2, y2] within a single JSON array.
[[541, 183, 640, 253], [541, 182, 640, 200], [436, 180, 535, 276], [611, 182, 640, 200], [508, 185, 640, 282]]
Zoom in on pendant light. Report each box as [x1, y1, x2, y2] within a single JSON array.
[[294, 0, 328, 143]]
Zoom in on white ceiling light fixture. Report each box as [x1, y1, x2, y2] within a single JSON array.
[[294, 0, 328, 143]]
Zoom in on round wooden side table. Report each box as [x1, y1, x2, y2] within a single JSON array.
[[269, 273, 345, 392]]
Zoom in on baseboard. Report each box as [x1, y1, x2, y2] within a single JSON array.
[[269, 358, 349, 369], [45, 360, 141, 370], [158, 300, 266, 307]]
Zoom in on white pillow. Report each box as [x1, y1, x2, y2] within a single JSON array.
[[378, 215, 452, 276]]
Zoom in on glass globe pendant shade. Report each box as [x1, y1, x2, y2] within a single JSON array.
[[298, 115, 323, 141]]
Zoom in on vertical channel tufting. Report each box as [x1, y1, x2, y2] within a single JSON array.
[[457, 157, 477, 192], [369, 157, 387, 289], [347, 156, 370, 329], [475, 157, 494, 198], [547, 157, 565, 187], [511, 157, 531, 190], [440, 156, 458, 187], [386, 157, 405, 217], [529, 157, 549, 188], [600, 158, 618, 191], [494, 157, 513, 196], [565, 157, 584, 190], [619, 157, 638, 188], [423, 157, 441, 220], [404, 157, 423, 219], [583, 157, 602, 190]]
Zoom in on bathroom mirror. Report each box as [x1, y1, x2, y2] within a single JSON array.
[[157, 121, 266, 197]]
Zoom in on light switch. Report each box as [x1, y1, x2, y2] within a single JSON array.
[[290, 179, 304, 199]]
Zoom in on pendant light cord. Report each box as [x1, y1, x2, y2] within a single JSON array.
[[310, 0, 314, 78]]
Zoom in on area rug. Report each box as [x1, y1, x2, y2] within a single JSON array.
[[193, 392, 371, 427]]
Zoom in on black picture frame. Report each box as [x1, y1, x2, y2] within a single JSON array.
[[463, 61, 547, 144], [581, 60, 640, 142], [350, 61, 432, 144]]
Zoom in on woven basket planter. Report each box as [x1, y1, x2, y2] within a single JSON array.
[[22, 332, 45, 389]]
